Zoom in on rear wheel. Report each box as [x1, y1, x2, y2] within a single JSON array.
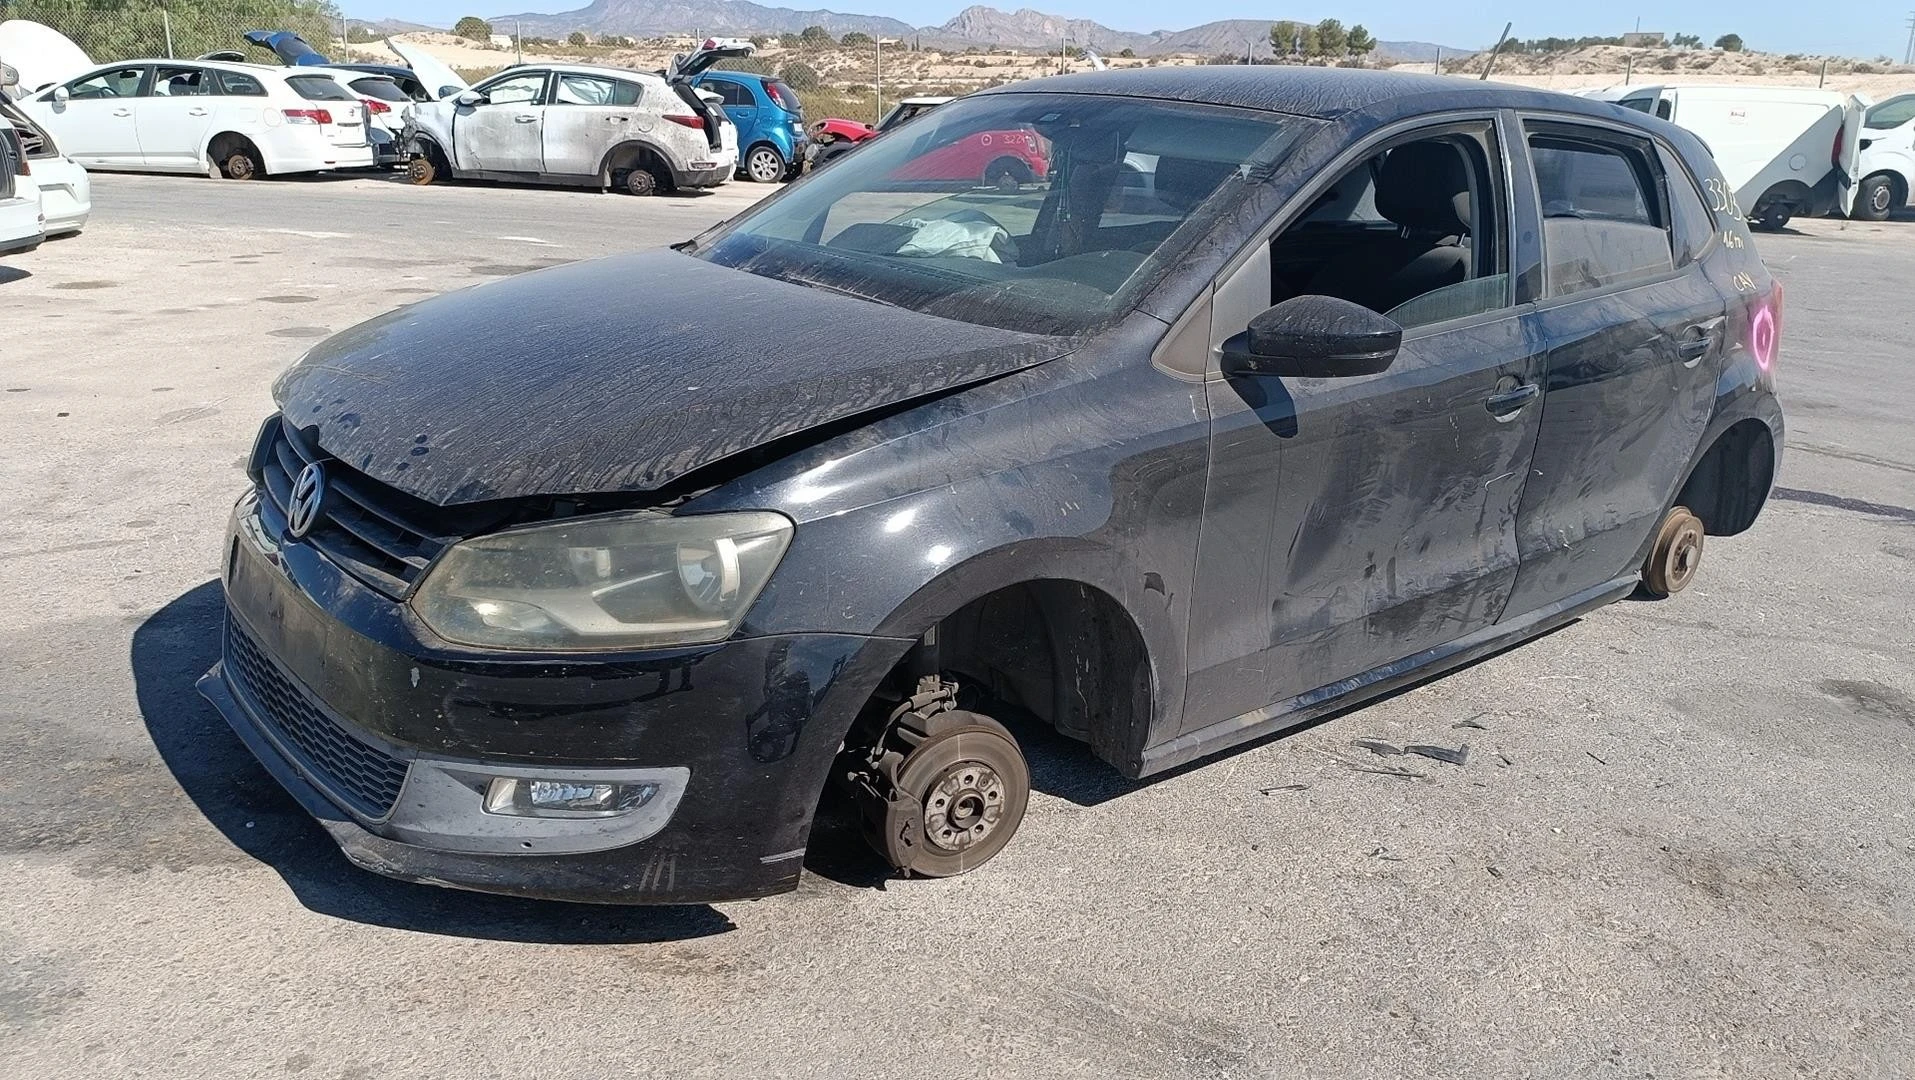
[[1853, 174, 1897, 221], [219, 145, 262, 181], [1641, 505, 1705, 597], [743, 144, 786, 183]]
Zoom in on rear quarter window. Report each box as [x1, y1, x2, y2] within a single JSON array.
[[1528, 127, 1674, 297], [1658, 145, 1718, 267]]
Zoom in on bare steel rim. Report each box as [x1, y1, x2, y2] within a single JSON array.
[[746, 145, 784, 183], [922, 760, 1009, 852], [1644, 506, 1705, 596]]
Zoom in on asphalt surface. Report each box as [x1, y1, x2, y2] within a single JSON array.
[[2, 171, 1912, 1079]]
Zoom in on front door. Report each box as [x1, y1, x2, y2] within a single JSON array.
[[1505, 120, 1726, 614], [134, 64, 217, 167], [1185, 120, 1547, 729], [41, 66, 147, 164], [456, 70, 547, 173]]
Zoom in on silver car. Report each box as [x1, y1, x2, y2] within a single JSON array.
[[403, 45, 748, 196]]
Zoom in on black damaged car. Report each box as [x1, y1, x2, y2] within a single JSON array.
[[200, 68, 1784, 903]]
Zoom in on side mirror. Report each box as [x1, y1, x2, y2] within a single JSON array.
[[454, 90, 485, 107], [0, 63, 17, 90], [1220, 295, 1402, 379], [51, 85, 71, 105]]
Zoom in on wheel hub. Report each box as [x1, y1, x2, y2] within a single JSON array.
[[922, 761, 1006, 853], [1667, 523, 1702, 587], [1874, 186, 1893, 212]]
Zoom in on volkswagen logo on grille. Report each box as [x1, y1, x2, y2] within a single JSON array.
[[286, 462, 327, 540]]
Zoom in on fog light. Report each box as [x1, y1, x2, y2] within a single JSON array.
[[483, 777, 661, 817]]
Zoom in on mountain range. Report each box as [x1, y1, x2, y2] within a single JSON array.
[[484, 1, 1467, 59]]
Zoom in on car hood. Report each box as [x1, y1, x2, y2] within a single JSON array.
[[0, 19, 93, 93], [273, 250, 1066, 506], [385, 38, 468, 99]]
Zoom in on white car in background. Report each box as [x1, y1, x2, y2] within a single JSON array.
[[292, 67, 411, 169], [1853, 93, 1915, 221], [0, 116, 44, 259], [1, 92, 89, 235], [404, 43, 749, 196], [14, 59, 373, 179]]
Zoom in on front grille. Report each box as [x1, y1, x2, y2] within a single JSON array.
[[224, 616, 410, 818], [255, 420, 450, 598]]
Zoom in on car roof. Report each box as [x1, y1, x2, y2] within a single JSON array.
[[984, 67, 1629, 122], [900, 96, 954, 106]]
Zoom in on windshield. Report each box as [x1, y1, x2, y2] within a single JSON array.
[[696, 92, 1315, 334]]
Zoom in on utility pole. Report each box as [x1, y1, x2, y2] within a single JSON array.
[[1434, 47, 1442, 75], [162, 11, 174, 57], [1905, 11, 1915, 66]]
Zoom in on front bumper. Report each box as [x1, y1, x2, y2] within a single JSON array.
[[199, 492, 906, 903]]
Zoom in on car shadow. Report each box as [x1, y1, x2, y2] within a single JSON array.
[[132, 581, 735, 943], [0, 265, 30, 285]]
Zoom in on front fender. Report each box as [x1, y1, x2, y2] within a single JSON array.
[[698, 313, 1209, 749]]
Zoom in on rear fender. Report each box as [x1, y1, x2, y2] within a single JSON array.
[[597, 138, 673, 182]]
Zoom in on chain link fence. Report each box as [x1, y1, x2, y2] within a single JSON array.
[[0, 3, 342, 70]]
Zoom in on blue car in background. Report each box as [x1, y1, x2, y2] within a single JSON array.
[[689, 71, 808, 183]]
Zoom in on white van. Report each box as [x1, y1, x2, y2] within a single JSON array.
[[1582, 84, 1867, 229], [1853, 92, 1915, 220]]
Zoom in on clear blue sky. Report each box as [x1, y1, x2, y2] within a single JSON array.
[[349, 0, 1908, 59]]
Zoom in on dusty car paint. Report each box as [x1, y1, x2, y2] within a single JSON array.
[[204, 68, 1783, 903]]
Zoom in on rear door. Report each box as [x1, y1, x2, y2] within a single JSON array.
[[702, 77, 758, 143], [454, 69, 547, 173], [134, 64, 217, 166], [40, 65, 146, 164], [542, 71, 645, 176], [1504, 118, 1725, 615]]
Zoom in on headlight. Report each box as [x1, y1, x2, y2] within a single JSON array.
[[411, 511, 792, 651]]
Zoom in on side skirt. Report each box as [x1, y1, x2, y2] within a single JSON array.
[[1135, 575, 1638, 777]]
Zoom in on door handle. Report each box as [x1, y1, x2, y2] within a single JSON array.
[[514, 114, 538, 123], [1484, 382, 1539, 418], [112, 108, 132, 117], [1677, 317, 1723, 367], [187, 108, 208, 116], [606, 115, 628, 122]]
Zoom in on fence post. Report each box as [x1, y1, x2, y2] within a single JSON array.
[[163, 10, 174, 59], [874, 39, 884, 124], [1818, 59, 1828, 88]]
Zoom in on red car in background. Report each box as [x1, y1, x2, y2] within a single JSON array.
[[810, 95, 1049, 188]]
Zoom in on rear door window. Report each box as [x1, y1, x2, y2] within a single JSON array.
[[1527, 125, 1674, 297], [703, 79, 752, 107], [148, 66, 211, 96], [553, 73, 640, 106], [1657, 145, 1718, 267]]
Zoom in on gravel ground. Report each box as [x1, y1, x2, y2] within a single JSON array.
[[2, 172, 1911, 1079]]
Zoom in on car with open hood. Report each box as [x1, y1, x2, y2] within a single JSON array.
[[402, 40, 749, 195], [200, 68, 1785, 904]]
